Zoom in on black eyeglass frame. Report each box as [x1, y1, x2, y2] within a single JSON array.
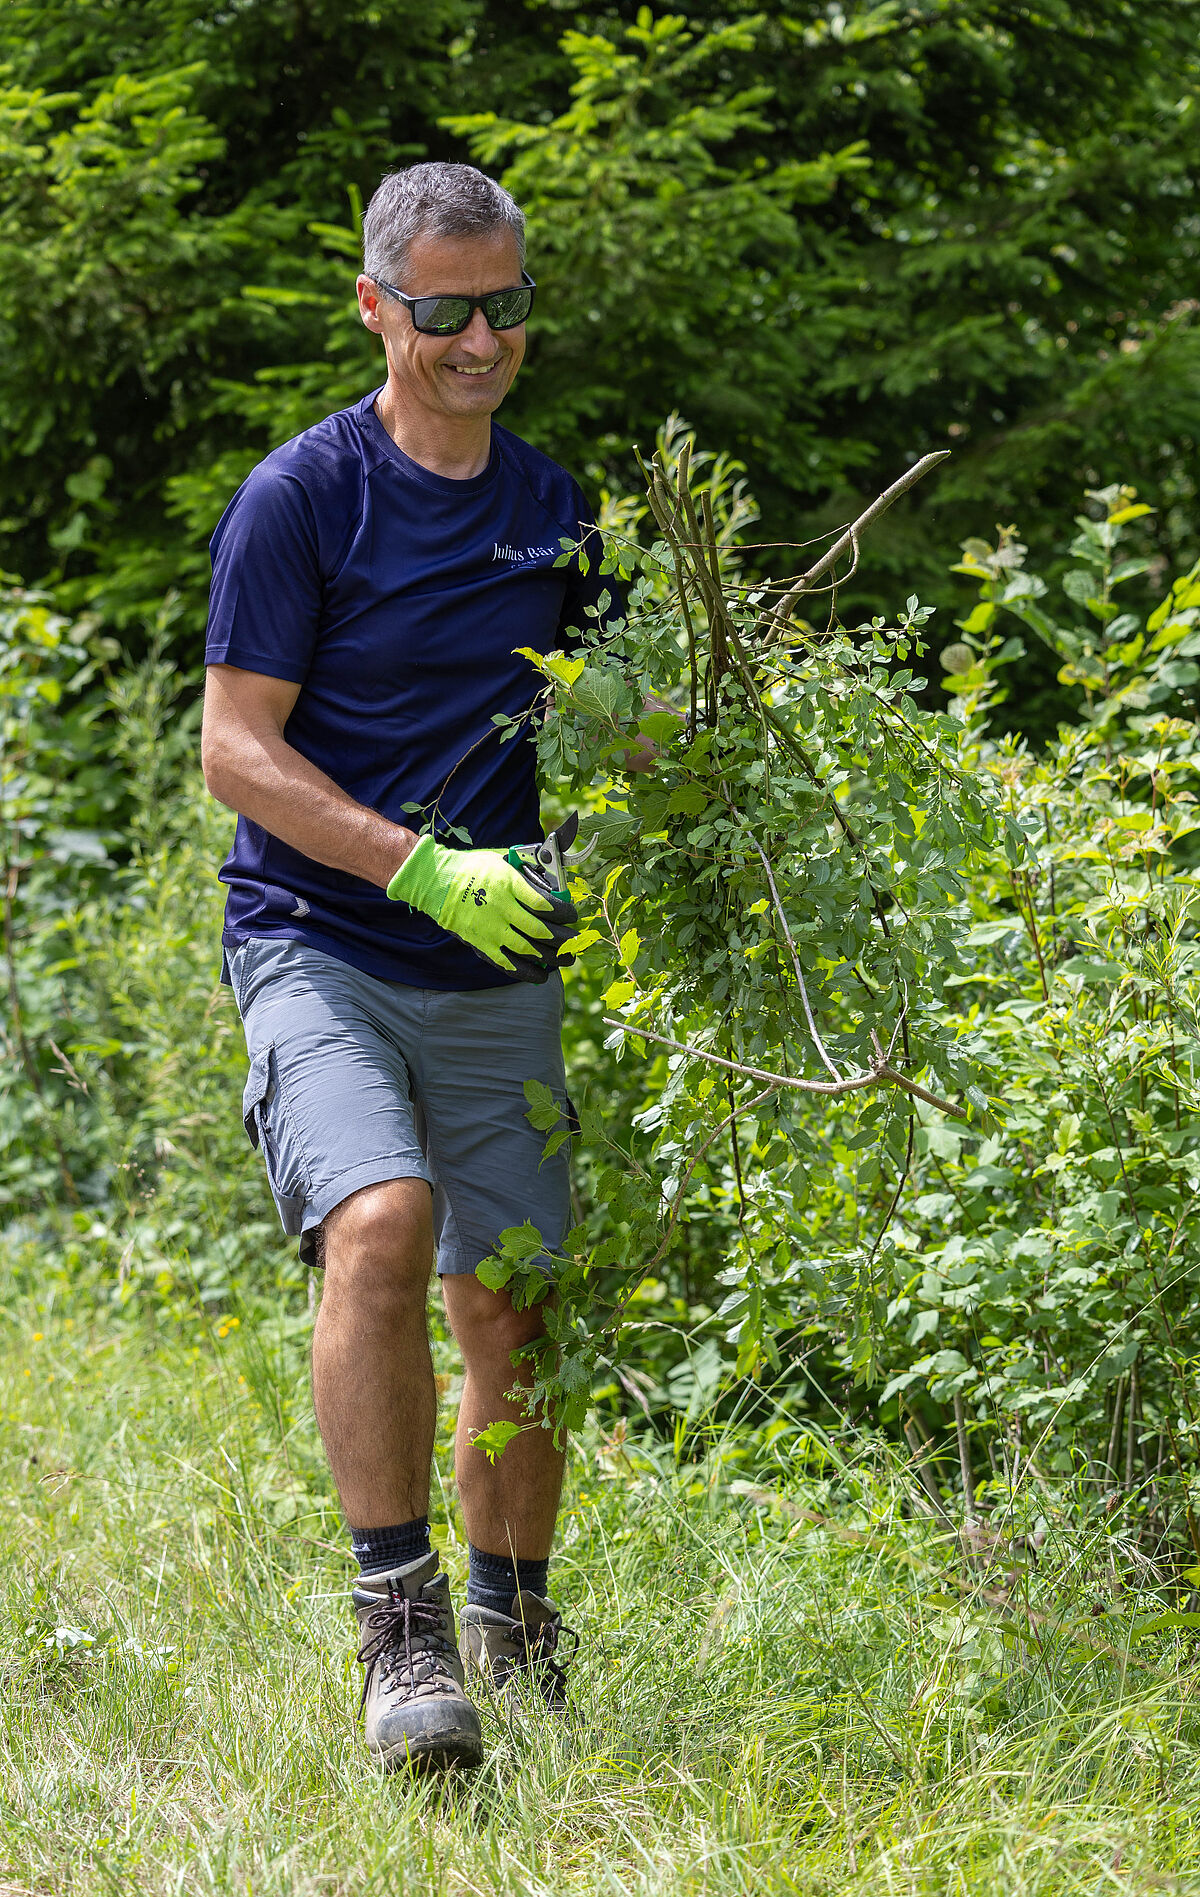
[[370, 269, 536, 336]]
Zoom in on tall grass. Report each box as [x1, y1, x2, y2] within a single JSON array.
[[3, 1266, 1199, 1897]]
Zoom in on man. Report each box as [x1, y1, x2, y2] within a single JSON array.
[[201, 162, 626, 1772]]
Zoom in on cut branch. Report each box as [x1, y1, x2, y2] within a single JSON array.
[[604, 1082, 780, 1334], [747, 833, 843, 1082], [755, 451, 951, 641], [603, 1017, 967, 1118]]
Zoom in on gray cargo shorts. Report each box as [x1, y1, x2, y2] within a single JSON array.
[[227, 937, 572, 1274]]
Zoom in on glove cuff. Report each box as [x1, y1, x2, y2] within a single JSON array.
[[386, 832, 442, 909]]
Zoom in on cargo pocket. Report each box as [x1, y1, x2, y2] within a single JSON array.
[[241, 1043, 309, 1233]]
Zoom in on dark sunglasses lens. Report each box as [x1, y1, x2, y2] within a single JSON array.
[[484, 287, 533, 330], [412, 295, 471, 335]]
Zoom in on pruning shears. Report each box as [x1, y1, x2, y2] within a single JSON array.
[[506, 810, 596, 906]]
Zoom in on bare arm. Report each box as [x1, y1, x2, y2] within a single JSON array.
[[621, 730, 659, 776], [619, 694, 684, 775], [201, 664, 418, 888]]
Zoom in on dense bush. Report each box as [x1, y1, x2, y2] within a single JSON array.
[[492, 443, 1200, 1557], [0, 591, 285, 1304]]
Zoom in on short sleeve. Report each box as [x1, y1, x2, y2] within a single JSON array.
[[205, 466, 323, 683], [556, 482, 627, 653]]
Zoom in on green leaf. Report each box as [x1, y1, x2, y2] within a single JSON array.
[[1110, 557, 1152, 585], [1094, 1191, 1122, 1228], [545, 654, 587, 689], [572, 667, 622, 724], [523, 1078, 562, 1131], [958, 603, 995, 635], [470, 1420, 523, 1464], [579, 809, 641, 854], [667, 785, 710, 816], [1057, 957, 1126, 983], [604, 979, 638, 1007], [634, 788, 672, 831], [493, 1222, 549, 1265], [1148, 560, 1200, 632], [1129, 1611, 1200, 1637], [637, 711, 682, 743]]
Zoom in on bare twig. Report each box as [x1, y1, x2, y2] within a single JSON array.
[[647, 1081, 778, 1274], [755, 451, 951, 641], [1126, 1359, 1140, 1495], [746, 833, 842, 1082], [603, 1016, 967, 1118], [724, 1070, 747, 1222], [867, 1108, 915, 1267], [673, 444, 732, 709], [646, 484, 699, 731], [1105, 1373, 1127, 1490], [642, 449, 915, 958], [604, 1083, 780, 1335]]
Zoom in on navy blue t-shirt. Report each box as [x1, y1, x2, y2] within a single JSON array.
[[205, 390, 615, 988]]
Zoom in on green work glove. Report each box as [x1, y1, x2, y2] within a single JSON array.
[[387, 835, 573, 979]]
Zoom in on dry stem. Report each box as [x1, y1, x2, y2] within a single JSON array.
[[603, 1016, 966, 1118], [747, 833, 843, 1082], [754, 451, 951, 641]]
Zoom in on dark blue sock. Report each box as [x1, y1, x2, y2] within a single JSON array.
[[467, 1542, 550, 1614], [349, 1517, 432, 1576]]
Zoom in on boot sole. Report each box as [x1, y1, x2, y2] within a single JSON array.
[[373, 1734, 484, 1774]]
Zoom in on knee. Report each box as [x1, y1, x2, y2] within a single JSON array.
[[321, 1179, 433, 1309], [443, 1276, 549, 1367]]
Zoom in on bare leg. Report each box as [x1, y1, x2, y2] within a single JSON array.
[[441, 1273, 565, 1560], [312, 1178, 435, 1527]]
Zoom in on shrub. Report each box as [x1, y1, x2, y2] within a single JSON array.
[[495, 448, 1200, 1561]]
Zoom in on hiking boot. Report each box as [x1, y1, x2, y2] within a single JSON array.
[[353, 1552, 483, 1771], [459, 1591, 579, 1712]]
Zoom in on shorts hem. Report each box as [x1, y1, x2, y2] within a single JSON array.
[[436, 1251, 486, 1278], [299, 1157, 434, 1264]]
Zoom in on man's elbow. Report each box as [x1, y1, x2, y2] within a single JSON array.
[[619, 696, 682, 774], [200, 724, 239, 809], [621, 737, 659, 775]]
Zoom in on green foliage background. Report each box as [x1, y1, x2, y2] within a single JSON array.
[[2, 0, 1198, 738]]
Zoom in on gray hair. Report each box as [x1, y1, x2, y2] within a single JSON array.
[[362, 163, 526, 287]]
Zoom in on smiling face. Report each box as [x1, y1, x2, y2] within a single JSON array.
[[356, 228, 527, 429]]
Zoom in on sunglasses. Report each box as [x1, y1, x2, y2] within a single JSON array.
[[371, 270, 536, 337]]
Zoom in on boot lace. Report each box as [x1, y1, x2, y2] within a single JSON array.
[[510, 1612, 579, 1704], [357, 1594, 455, 1714]]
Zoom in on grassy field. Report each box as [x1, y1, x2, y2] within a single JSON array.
[[3, 1276, 1200, 1897]]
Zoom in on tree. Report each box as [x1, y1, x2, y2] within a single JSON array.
[[0, 0, 1197, 742], [0, 0, 474, 624], [454, 2, 1200, 732]]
